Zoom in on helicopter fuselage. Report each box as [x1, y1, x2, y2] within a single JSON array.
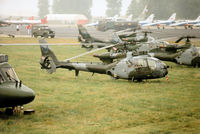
[[0, 61, 35, 108]]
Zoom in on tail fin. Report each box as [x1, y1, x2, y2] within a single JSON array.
[[111, 33, 123, 44], [112, 15, 119, 21], [145, 14, 154, 22], [168, 13, 176, 21], [77, 24, 105, 43], [195, 16, 200, 22], [28, 16, 34, 20], [77, 24, 92, 43], [142, 5, 148, 15], [41, 16, 48, 24], [136, 5, 148, 21], [126, 14, 133, 21], [39, 39, 58, 74]]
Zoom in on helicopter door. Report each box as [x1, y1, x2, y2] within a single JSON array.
[[134, 58, 150, 78], [114, 60, 130, 79]]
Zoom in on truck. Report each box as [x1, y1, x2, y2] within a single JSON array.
[[31, 25, 55, 38]]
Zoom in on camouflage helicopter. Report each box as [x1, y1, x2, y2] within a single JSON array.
[[78, 24, 115, 44], [39, 39, 168, 82], [96, 19, 141, 32], [78, 24, 121, 50], [78, 24, 155, 51], [93, 36, 200, 67], [0, 54, 35, 114], [149, 36, 200, 67], [78, 24, 154, 44]]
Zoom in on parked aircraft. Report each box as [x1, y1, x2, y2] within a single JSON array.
[[143, 13, 176, 29], [0, 54, 35, 114], [126, 14, 133, 21], [194, 23, 200, 27], [2, 16, 48, 25], [169, 16, 200, 29], [139, 14, 155, 26], [86, 5, 149, 31], [39, 39, 168, 82], [93, 36, 200, 67], [85, 15, 119, 27], [77, 25, 154, 50], [0, 20, 10, 27]]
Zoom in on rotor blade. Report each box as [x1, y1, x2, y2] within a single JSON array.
[[64, 44, 116, 61], [175, 37, 183, 43]]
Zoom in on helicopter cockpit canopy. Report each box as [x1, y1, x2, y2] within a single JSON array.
[[0, 54, 19, 84], [1, 66, 19, 82]]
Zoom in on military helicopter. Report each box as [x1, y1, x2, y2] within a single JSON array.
[[78, 25, 155, 51], [39, 39, 168, 82], [93, 36, 200, 67], [96, 20, 141, 32], [149, 36, 200, 67], [0, 54, 35, 114], [78, 24, 114, 44], [78, 24, 122, 50]]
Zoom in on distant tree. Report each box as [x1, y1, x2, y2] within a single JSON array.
[[106, 0, 122, 17], [52, 0, 92, 18], [174, 0, 200, 19], [147, 0, 176, 19], [127, 0, 148, 19], [127, 0, 200, 20], [38, 0, 49, 18]]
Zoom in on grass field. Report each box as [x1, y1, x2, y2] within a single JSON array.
[[0, 37, 78, 44], [0, 38, 200, 134]]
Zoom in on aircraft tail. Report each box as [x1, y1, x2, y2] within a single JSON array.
[[41, 16, 48, 24], [195, 16, 200, 22], [28, 16, 34, 20], [126, 14, 133, 21], [142, 5, 148, 14], [135, 5, 148, 21], [78, 24, 106, 43], [112, 15, 119, 21], [77, 24, 92, 43], [39, 39, 59, 74], [111, 33, 123, 44], [168, 13, 176, 21], [145, 14, 154, 22]]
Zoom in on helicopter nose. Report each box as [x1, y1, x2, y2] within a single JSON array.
[[164, 69, 168, 76], [20, 85, 35, 105], [25, 89, 35, 103], [191, 57, 200, 67]]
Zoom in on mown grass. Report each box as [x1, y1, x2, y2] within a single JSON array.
[[0, 37, 78, 43], [0, 42, 200, 134]]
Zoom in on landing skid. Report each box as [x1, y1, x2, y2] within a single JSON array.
[[1, 106, 35, 115]]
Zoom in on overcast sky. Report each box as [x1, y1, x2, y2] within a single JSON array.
[[0, 0, 131, 17]]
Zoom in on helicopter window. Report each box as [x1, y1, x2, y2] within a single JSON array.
[[2, 67, 19, 82], [136, 59, 147, 67], [148, 59, 156, 69], [0, 73, 5, 84]]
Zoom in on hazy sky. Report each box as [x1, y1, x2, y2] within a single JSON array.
[[0, 0, 131, 17], [0, 0, 38, 16], [91, 0, 132, 16]]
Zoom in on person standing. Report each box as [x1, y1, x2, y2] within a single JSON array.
[[16, 25, 20, 34]]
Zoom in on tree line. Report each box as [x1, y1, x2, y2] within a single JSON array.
[[38, 0, 200, 20]]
